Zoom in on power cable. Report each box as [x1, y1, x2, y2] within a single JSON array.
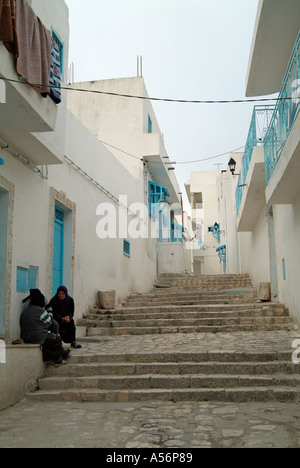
[[1, 76, 281, 105]]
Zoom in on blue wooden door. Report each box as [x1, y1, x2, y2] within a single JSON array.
[[52, 207, 64, 296]]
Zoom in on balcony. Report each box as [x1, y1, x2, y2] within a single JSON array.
[[0, 0, 69, 167], [236, 105, 275, 231], [264, 32, 300, 205]]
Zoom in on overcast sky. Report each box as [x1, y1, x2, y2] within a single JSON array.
[[65, 0, 263, 206]]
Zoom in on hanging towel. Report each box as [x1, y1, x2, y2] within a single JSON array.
[[14, 0, 51, 96], [0, 0, 18, 55], [0, 0, 14, 41], [49, 36, 61, 104]]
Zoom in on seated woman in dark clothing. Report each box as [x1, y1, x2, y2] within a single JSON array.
[[20, 289, 70, 367], [47, 286, 81, 349]]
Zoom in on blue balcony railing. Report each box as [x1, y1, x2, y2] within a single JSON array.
[[171, 222, 184, 244], [235, 105, 274, 215], [216, 245, 227, 273], [235, 172, 243, 215], [264, 32, 300, 184], [242, 105, 275, 183]]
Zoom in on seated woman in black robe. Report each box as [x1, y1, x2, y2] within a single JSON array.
[[20, 289, 70, 367], [47, 286, 81, 349]]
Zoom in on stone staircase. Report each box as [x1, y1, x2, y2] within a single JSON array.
[[27, 274, 300, 403], [77, 274, 291, 337]]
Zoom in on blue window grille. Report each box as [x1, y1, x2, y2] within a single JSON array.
[[51, 29, 64, 75], [123, 239, 131, 257], [208, 223, 221, 243], [282, 259, 286, 281], [235, 172, 243, 215], [148, 182, 170, 220], [264, 32, 300, 184], [148, 115, 153, 134], [50, 29, 63, 104], [216, 245, 227, 273], [170, 222, 184, 244]]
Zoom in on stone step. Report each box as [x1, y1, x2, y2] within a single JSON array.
[[115, 303, 286, 315], [84, 303, 287, 319], [82, 308, 289, 323], [84, 323, 293, 337], [123, 297, 258, 307], [125, 289, 257, 301], [38, 373, 300, 391], [68, 350, 293, 364], [27, 386, 300, 403], [80, 316, 292, 330], [43, 360, 299, 379], [28, 272, 297, 404]]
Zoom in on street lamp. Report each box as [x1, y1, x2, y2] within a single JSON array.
[[228, 158, 238, 175]]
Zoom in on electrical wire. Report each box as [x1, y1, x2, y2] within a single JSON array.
[[99, 137, 245, 166], [1, 77, 249, 166], [1, 76, 281, 105], [175, 146, 246, 164]]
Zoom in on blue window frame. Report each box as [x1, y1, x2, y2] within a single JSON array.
[[148, 115, 152, 134], [52, 207, 64, 296], [51, 29, 64, 75], [17, 267, 27, 294], [123, 239, 131, 257], [282, 259, 286, 281], [148, 182, 170, 219], [17, 266, 37, 293]]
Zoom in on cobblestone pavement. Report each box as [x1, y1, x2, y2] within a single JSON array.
[[0, 399, 300, 448], [0, 330, 300, 448]]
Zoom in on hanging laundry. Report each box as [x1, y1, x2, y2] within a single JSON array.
[[49, 36, 62, 104], [0, 0, 18, 55], [14, 0, 51, 96]]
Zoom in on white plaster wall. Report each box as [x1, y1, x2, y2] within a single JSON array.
[[238, 207, 270, 288], [157, 243, 187, 276], [67, 77, 165, 181], [0, 111, 158, 341], [273, 200, 300, 324]]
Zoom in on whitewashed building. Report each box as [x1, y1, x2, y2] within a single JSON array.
[[185, 0, 300, 326], [235, 0, 300, 324], [0, 0, 185, 408]]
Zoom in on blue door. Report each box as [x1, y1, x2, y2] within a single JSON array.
[[52, 207, 64, 296]]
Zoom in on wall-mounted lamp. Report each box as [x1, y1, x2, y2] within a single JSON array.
[[208, 222, 221, 243], [168, 167, 175, 171], [228, 158, 239, 176]]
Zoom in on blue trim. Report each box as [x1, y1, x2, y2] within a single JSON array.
[[208, 223, 221, 243], [123, 239, 131, 257], [28, 267, 37, 291], [264, 32, 300, 184], [52, 207, 64, 296], [216, 245, 227, 273], [51, 28, 64, 75], [17, 267, 28, 294], [148, 115, 152, 134], [282, 259, 286, 281], [148, 181, 170, 219]]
